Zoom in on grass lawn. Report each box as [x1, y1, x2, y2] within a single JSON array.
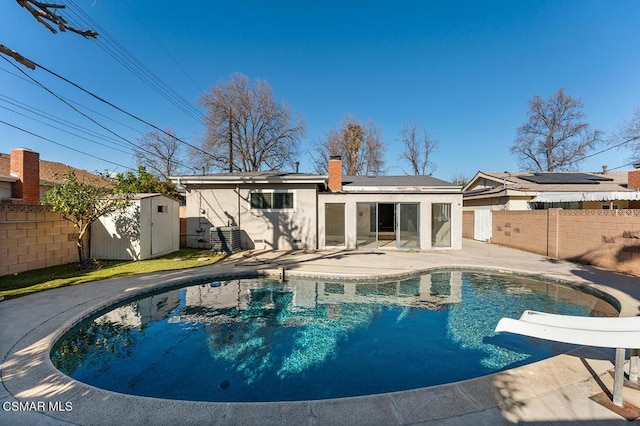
[[0, 249, 225, 299]]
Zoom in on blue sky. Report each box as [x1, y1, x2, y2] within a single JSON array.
[[1, 0, 639, 180]]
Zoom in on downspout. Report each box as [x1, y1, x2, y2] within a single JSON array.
[[236, 185, 241, 229], [315, 183, 319, 250]]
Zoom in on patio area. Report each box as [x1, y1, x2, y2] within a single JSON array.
[[1, 239, 640, 425]]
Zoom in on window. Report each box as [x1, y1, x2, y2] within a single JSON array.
[[530, 201, 581, 210], [249, 191, 294, 210], [431, 203, 451, 248], [325, 203, 345, 246], [602, 204, 619, 210], [157, 205, 167, 213]]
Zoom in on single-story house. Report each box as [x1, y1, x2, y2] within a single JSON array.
[[91, 193, 180, 260], [463, 166, 640, 211], [1, 148, 104, 204], [171, 157, 462, 251]]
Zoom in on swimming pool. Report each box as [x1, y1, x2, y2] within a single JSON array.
[[51, 270, 616, 402]]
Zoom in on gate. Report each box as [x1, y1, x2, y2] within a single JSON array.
[[473, 210, 492, 241]]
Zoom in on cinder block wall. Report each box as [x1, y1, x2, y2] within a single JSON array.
[[492, 210, 549, 256], [462, 211, 475, 239], [558, 210, 640, 274], [491, 209, 640, 275], [0, 204, 83, 276]]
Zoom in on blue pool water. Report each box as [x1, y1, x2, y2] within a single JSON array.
[[51, 271, 616, 402]]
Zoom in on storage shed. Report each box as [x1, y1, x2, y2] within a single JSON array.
[[91, 194, 179, 260]]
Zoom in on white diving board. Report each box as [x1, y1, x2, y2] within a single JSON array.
[[495, 310, 640, 407]]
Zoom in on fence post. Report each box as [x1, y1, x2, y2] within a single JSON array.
[[547, 208, 561, 258]]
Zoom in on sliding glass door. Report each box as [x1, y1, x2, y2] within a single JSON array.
[[431, 203, 451, 247], [397, 203, 419, 248], [356, 203, 377, 248], [356, 202, 419, 249]]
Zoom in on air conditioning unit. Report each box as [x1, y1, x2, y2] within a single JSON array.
[[209, 226, 242, 253]]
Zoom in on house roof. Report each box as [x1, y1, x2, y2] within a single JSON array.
[[170, 171, 327, 186], [171, 172, 461, 192], [343, 175, 453, 187], [0, 153, 103, 185], [341, 175, 459, 192], [464, 170, 638, 202]]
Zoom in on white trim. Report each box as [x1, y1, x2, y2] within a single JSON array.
[[171, 175, 327, 186], [531, 191, 640, 203], [343, 186, 460, 193]]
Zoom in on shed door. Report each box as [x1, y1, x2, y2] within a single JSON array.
[[151, 198, 173, 255], [473, 210, 492, 241]]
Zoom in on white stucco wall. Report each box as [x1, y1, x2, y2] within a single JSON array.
[[184, 183, 319, 250], [463, 196, 532, 211], [0, 181, 11, 200]]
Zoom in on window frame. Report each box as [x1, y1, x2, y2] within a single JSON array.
[[248, 189, 296, 212]]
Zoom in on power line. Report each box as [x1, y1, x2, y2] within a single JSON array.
[[0, 94, 134, 153], [2, 56, 164, 163], [65, 0, 205, 123], [25, 58, 223, 165], [1, 56, 201, 174], [121, 0, 204, 93], [0, 119, 134, 171], [0, 64, 144, 136], [577, 136, 638, 163], [0, 103, 133, 156]]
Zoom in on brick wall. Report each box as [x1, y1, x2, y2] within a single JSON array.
[[0, 204, 84, 276], [628, 169, 640, 190], [462, 211, 474, 239], [328, 156, 342, 192], [491, 209, 640, 275], [7, 148, 40, 205]]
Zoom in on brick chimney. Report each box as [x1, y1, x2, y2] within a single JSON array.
[[10, 148, 40, 204], [629, 163, 640, 191], [328, 156, 342, 192]]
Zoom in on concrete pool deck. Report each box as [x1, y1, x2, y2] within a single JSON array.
[[1, 239, 640, 425]]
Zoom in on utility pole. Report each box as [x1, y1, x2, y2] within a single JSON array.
[[228, 106, 233, 173]]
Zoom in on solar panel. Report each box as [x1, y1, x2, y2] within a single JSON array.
[[519, 173, 613, 185]]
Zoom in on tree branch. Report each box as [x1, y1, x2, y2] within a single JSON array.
[[0, 44, 36, 69], [17, 0, 99, 38], [2, 1, 98, 70]]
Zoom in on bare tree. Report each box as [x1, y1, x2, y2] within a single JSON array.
[[399, 121, 438, 175], [134, 127, 185, 179], [510, 88, 601, 172], [197, 73, 305, 173], [616, 108, 640, 163], [449, 171, 471, 187], [1, 1, 98, 70], [313, 115, 386, 176]]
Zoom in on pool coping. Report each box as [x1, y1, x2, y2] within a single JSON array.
[[2, 241, 640, 425]]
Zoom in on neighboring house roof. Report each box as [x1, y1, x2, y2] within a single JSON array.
[[464, 170, 639, 203], [0, 153, 103, 185]]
